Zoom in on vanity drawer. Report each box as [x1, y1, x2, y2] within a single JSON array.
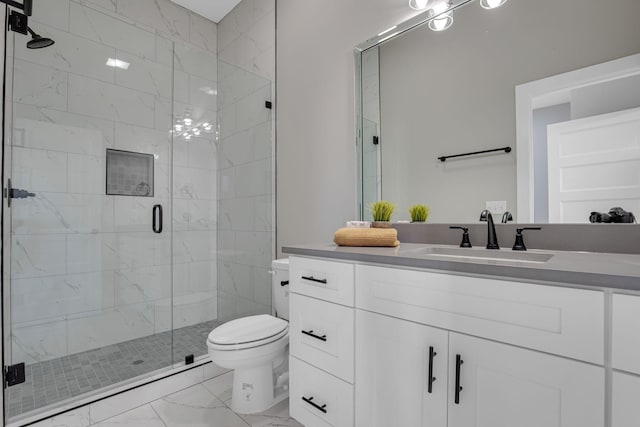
[[356, 264, 604, 364], [289, 293, 355, 382], [290, 257, 355, 306], [612, 294, 640, 374], [290, 356, 354, 427]]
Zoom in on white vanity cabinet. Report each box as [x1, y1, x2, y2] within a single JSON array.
[[356, 307, 604, 427], [288, 256, 609, 427], [611, 294, 640, 427]]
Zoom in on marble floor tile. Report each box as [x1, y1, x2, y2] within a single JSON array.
[[201, 371, 233, 404], [238, 399, 303, 427], [151, 384, 248, 427], [90, 404, 165, 427]]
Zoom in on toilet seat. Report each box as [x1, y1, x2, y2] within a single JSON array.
[[207, 314, 289, 351]]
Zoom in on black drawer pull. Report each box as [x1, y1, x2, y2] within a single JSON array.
[[281, 280, 289, 286], [301, 329, 327, 342], [301, 275, 327, 284], [302, 396, 327, 414], [428, 346, 437, 394], [455, 354, 463, 404]]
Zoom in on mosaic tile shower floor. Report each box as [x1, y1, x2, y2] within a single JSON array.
[[7, 320, 221, 418]]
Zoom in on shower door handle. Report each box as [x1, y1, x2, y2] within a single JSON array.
[[152, 204, 163, 233]]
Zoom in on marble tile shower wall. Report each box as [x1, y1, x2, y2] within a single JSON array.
[[9, 0, 219, 364], [216, 0, 275, 321]]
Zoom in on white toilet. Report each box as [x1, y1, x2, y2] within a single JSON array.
[[207, 259, 290, 414]]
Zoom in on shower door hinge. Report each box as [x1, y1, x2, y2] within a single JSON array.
[[4, 363, 26, 388]]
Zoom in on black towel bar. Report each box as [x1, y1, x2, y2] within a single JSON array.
[[438, 146, 511, 162]]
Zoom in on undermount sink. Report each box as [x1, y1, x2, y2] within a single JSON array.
[[419, 247, 554, 263]]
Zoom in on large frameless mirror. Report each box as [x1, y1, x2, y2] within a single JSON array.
[[355, 0, 640, 224]]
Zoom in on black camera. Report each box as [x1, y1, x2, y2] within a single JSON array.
[[589, 207, 636, 224]]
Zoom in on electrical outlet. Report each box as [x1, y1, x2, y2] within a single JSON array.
[[486, 200, 507, 215]]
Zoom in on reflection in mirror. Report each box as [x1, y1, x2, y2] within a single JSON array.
[[356, 0, 640, 223]]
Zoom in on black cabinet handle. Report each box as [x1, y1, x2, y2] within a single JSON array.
[[455, 354, 463, 404], [281, 280, 289, 286], [152, 204, 163, 233], [302, 396, 327, 414], [301, 329, 327, 342], [301, 275, 327, 284], [428, 346, 437, 393]]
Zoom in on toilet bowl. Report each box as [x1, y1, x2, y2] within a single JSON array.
[[207, 259, 290, 414]]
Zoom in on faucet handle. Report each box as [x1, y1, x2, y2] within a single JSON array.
[[450, 226, 472, 248], [512, 227, 542, 251], [501, 211, 513, 223]]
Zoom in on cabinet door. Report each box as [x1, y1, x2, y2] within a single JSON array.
[[612, 371, 640, 427], [355, 310, 448, 427], [612, 294, 640, 374], [448, 333, 604, 427]]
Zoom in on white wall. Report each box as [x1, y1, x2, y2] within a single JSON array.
[[276, 0, 419, 256]]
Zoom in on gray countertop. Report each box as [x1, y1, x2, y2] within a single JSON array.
[[282, 243, 640, 291]]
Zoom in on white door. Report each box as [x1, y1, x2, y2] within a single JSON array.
[[355, 310, 448, 427], [547, 107, 640, 222], [448, 333, 604, 427]]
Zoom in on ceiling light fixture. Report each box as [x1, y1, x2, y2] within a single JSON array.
[[480, 0, 508, 9], [427, 1, 454, 32], [409, 0, 432, 11]]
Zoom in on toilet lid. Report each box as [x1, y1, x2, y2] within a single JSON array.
[[208, 314, 288, 347]]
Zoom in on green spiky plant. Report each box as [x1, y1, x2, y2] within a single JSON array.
[[409, 204, 429, 222], [370, 200, 396, 222]]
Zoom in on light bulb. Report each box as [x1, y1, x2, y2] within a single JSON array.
[[184, 134, 191, 140], [409, 0, 430, 10], [433, 17, 449, 30], [432, 1, 448, 14], [183, 117, 192, 126], [193, 128, 201, 136], [174, 124, 183, 131], [480, 0, 507, 9]]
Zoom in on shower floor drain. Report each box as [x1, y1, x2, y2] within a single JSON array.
[[132, 359, 144, 365]]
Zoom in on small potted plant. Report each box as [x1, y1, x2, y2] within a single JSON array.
[[370, 200, 395, 228], [409, 204, 429, 223]]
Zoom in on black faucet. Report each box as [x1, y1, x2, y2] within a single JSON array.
[[479, 209, 499, 249], [512, 227, 541, 251], [449, 226, 472, 248]]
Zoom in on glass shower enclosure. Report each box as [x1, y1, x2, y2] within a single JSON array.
[[1, 1, 273, 424]]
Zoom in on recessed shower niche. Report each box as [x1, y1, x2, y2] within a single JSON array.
[[106, 149, 154, 196]]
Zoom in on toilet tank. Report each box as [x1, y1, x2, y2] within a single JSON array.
[[271, 258, 290, 320]]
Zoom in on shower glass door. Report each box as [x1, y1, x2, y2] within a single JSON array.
[[3, 5, 175, 422]]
